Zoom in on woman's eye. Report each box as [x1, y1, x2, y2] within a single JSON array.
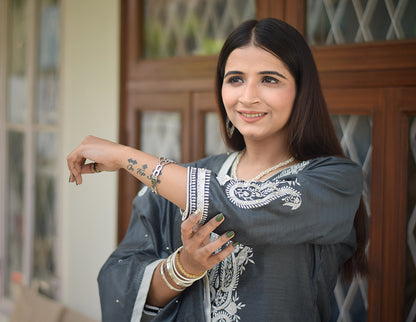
[[262, 76, 278, 84], [226, 76, 243, 84]]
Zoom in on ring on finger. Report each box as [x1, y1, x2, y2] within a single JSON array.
[[92, 162, 101, 173]]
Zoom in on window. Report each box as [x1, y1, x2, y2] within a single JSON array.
[[0, 0, 61, 311]]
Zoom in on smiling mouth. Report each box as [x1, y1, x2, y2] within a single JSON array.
[[240, 112, 267, 118]]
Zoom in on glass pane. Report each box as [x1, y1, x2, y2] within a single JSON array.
[[140, 111, 181, 162], [33, 132, 57, 298], [7, 0, 28, 123], [142, 0, 256, 59], [331, 115, 372, 205], [306, 0, 416, 45], [35, 0, 60, 125], [204, 112, 230, 157], [330, 114, 372, 322], [405, 116, 416, 321], [5, 131, 25, 299]]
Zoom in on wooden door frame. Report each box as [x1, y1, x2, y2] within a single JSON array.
[[118, 1, 416, 320], [117, 0, 306, 243]]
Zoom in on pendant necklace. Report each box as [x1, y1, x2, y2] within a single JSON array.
[[231, 150, 294, 181]]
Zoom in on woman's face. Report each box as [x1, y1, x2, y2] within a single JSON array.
[[222, 45, 296, 145]]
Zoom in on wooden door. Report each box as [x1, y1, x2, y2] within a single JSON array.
[[118, 0, 416, 320]]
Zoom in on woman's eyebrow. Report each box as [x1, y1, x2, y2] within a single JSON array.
[[259, 71, 287, 79], [224, 70, 287, 80], [224, 70, 243, 78]]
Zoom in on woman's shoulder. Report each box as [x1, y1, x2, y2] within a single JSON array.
[[306, 155, 361, 170], [301, 156, 363, 191], [278, 156, 363, 184]]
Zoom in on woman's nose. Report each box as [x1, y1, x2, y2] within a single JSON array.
[[238, 83, 259, 105]]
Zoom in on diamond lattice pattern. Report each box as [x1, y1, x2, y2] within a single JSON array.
[[142, 0, 255, 58], [331, 115, 372, 322], [307, 0, 416, 45]]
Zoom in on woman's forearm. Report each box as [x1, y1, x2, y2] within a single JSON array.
[[119, 145, 187, 210], [67, 136, 188, 210], [146, 262, 184, 307]]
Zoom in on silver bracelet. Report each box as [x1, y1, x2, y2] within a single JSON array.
[[150, 157, 175, 194]]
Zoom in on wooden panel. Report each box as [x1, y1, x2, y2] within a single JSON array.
[[126, 92, 192, 162], [320, 68, 416, 89], [256, 0, 285, 20], [284, 0, 306, 34], [325, 88, 386, 322], [192, 91, 217, 160], [382, 88, 416, 321], [129, 56, 218, 82], [312, 40, 416, 73]]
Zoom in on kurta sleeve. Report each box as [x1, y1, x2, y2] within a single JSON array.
[[181, 156, 363, 246], [97, 187, 207, 322]]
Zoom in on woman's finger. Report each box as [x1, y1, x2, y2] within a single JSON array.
[[181, 209, 203, 241], [193, 213, 225, 240], [208, 243, 237, 267], [67, 153, 86, 185], [202, 230, 235, 256]]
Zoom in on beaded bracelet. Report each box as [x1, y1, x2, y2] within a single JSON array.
[[150, 157, 176, 194]]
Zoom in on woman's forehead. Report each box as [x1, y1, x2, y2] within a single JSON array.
[[225, 45, 290, 75]]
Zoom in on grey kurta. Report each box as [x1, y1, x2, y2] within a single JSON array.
[[97, 153, 363, 322]]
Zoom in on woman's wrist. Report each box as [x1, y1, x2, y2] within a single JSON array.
[[177, 248, 206, 277]]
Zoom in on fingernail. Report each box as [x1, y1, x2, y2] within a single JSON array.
[[226, 231, 235, 238], [232, 241, 239, 248], [68, 174, 71, 183], [215, 213, 224, 222]]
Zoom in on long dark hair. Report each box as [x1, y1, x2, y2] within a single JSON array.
[[215, 18, 368, 281]]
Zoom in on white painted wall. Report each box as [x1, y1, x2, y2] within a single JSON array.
[[60, 0, 119, 319]]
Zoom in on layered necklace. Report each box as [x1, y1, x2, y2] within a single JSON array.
[[231, 150, 294, 182]]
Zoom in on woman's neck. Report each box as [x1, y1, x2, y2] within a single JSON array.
[[235, 137, 293, 181]]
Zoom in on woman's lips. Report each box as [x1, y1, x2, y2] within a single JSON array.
[[238, 112, 267, 122]]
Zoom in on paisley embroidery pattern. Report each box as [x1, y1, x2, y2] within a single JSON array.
[[216, 160, 308, 211], [224, 179, 302, 210], [209, 239, 254, 322]]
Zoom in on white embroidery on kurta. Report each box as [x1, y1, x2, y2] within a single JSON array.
[[224, 179, 302, 210], [216, 161, 308, 211], [209, 240, 254, 322], [276, 160, 309, 178]]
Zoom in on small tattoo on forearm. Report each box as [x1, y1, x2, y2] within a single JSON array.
[[127, 158, 138, 172], [136, 164, 148, 177]]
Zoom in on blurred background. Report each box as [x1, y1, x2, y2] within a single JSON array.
[[0, 0, 415, 321]]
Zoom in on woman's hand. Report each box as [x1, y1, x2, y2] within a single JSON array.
[[67, 135, 125, 185], [179, 210, 237, 276]]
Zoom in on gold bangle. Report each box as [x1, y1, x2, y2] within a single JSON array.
[[176, 249, 206, 280]]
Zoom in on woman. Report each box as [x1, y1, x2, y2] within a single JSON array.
[[67, 18, 368, 321]]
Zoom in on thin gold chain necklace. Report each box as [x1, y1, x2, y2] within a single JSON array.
[[231, 150, 294, 182]]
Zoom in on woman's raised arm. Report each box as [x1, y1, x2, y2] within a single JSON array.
[[66, 135, 188, 210]]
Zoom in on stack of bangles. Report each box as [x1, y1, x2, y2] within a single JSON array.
[[159, 246, 207, 292]]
